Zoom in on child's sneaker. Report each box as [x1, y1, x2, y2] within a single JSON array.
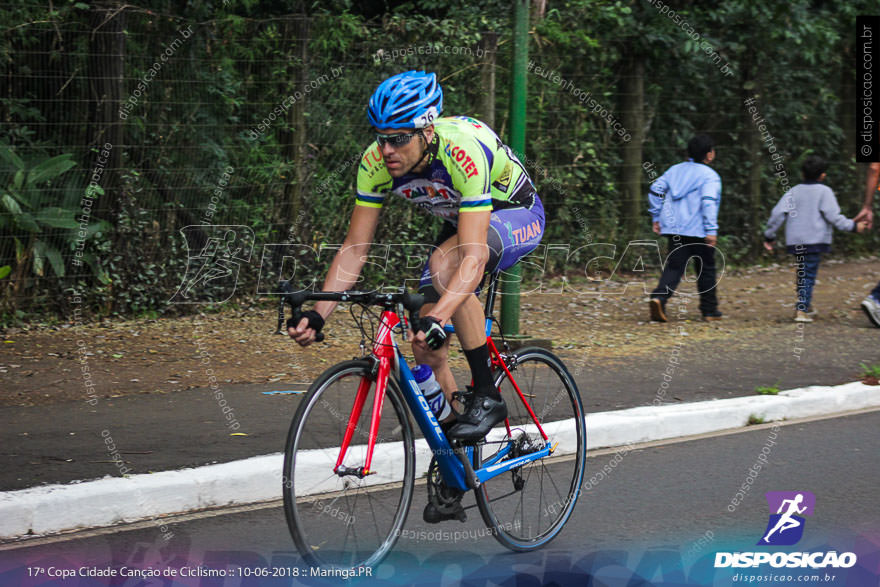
[[794, 310, 814, 323], [861, 296, 880, 328]]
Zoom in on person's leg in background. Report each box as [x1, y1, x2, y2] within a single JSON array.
[[650, 235, 687, 321], [794, 252, 807, 312], [694, 239, 720, 318], [800, 252, 821, 313], [863, 280, 880, 327], [871, 280, 880, 301]]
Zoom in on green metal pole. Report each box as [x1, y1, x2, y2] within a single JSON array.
[[501, 0, 529, 337]]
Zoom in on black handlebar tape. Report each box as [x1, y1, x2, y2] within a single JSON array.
[[401, 292, 425, 313]]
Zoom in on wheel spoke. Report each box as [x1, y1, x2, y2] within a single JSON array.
[[283, 361, 414, 569], [475, 348, 586, 549]]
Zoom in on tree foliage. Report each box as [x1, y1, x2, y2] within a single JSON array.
[[0, 0, 875, 321]]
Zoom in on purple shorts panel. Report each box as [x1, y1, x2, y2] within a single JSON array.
[[418, 197, 545, 297]]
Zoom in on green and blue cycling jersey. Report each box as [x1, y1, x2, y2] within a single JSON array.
[[356, 116, 545, 293], [356, 116, 541, 222]]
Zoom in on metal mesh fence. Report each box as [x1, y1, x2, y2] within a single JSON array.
[[0, 3, 872, 318]]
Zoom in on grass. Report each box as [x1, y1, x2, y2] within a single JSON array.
[[747, 414, 766, 425], [755, 382, 781, 395], [859, 363, 880, 379]]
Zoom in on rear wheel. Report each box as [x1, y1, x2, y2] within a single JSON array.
[[473, 347, 586, 550], [283, 359, 415, 569]]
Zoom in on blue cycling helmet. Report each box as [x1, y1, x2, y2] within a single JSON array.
[[367, 70, 443, 129]]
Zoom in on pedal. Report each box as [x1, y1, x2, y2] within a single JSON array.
[[423, 499, 466, 524], [424, 457, 467, 524]]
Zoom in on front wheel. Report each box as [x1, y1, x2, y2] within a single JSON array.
[[473, 347, 586, 551], [282, 359, 415, 569]]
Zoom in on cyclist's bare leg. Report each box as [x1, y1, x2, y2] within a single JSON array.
[[450, 294, 486, 348], [425, 234, 506, 441], [427, 234, 491, 379], [425, 235, 487, 349], [413, 234, 488, 409]]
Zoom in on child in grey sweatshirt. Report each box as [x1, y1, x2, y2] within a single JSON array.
[[763, 155, 866, 322]]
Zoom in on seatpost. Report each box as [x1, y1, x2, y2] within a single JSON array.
[[484, 272, 499, 319]]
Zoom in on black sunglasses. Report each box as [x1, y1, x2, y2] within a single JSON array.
[[375, 131, 420, 148]]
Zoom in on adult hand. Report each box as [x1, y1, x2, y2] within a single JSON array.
[[414, 316, 447, 351], [652, 221, 661, 234], [763, 240, 774, 252], [853, 206, 874, 230], [288, 318, 317, 346], [287, 310, 324, 347], [705, 235, 717, 247]]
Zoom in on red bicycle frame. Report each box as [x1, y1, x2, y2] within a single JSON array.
[[332, 308, 548, 477]]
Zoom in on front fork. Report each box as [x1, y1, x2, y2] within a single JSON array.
[[333, 355, 384, 478]]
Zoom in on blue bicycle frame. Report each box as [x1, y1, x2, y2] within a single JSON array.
[[392, 324, 553, 492], [321, 282, 553, 492]]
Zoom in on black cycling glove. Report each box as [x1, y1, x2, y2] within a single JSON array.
[[287, 310, 325, 334], [416, 316, 447, 350]]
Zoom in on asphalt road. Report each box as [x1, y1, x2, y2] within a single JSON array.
[[3, 318, 879, 491], [2, 410, 878, 586]]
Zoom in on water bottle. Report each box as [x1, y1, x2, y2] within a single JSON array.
[[412, 364, 452, 420]]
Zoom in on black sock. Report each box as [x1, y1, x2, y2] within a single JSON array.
[[463, 344, 500, 400]]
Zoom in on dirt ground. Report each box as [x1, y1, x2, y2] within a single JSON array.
[[2, 256, 878, 407]]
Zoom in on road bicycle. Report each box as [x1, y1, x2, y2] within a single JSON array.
[[277, 272, 586, 569]]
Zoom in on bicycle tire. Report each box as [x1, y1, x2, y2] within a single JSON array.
[[283, 359, 415, 569], [473, 347, 586, 551]]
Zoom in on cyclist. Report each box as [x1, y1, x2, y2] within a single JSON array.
[[288, 70, 544, 443]]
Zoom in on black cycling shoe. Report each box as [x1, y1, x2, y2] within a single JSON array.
[[446, 393, 507, 442], [440, 415, 458, 435]]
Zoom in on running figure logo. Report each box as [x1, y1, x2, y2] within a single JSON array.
[[169, 225, 254, 304], [758, 491, 815, 546]]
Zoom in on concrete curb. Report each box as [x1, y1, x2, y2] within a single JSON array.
[[1, 381, 877, 541]]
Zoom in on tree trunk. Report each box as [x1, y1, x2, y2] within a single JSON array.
[[746, 112, 763, 255], [839, 42, 865, 201], [87, 2, 125, 222], [618, 51, 646, 239], [478, 32, 497, 128], [279, 16, 309, 242], [532, 0, 546, 20], [741, 52, 764, 257]]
